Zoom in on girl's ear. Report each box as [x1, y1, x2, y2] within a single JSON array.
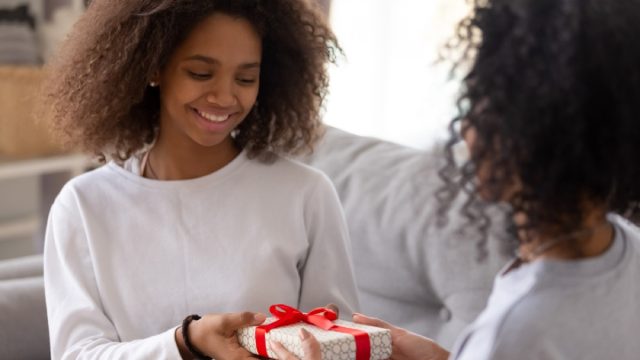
[[149, 71, 160, 87]]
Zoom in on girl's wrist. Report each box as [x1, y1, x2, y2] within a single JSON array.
[[181, 315, 212, 359], [175, 326, 195, 360]]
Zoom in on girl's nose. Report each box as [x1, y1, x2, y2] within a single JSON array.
[[206, 81, 236, 107]]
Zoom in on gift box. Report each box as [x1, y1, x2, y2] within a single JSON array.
[[237, 305, 392, 360]]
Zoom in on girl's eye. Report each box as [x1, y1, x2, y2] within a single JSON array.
[[188, 71, 211, 80], [237, 78, 257, 85]]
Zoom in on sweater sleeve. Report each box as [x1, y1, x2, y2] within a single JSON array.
[[43, 193, 182, 360], [454, 297, 550, 360], [297, 173, 361, 316]]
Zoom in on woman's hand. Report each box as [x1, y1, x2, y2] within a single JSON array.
[[269, 312, 450, 360], [353, 313, 450, 360], [176, 311, 266, 360]]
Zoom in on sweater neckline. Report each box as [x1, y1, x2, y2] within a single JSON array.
[[107, 149, 249, 190], [500, 213, 629, 282]]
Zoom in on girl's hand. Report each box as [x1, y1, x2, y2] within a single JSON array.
[[269, 312, 450, 360], [271, 328, 321, 360], [353, 313, 450, 360], [176, 311, 267, 360], [269, 303, 337, 360]]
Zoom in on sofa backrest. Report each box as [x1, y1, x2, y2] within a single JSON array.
[[300, 126, 510, 348]]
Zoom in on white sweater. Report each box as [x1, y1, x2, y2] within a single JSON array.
[[44, 151, 360, 359]]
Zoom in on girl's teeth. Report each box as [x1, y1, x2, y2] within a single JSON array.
[[197, 110, 229, 122]]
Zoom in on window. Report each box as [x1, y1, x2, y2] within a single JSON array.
[[325, 0, 470, 149]]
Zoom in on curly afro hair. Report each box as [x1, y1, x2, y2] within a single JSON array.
[[43, 0, 338, 161], [438, 0, 640, 256]]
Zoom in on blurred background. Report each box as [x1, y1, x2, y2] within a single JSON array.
[[324, 0, 469, 149], [0, 0, 469, 260]]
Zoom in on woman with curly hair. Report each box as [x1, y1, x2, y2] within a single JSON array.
[[271, 0, 640, 359], [42, 0, 358, 358]]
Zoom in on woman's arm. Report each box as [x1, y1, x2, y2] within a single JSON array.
[[44, 193, 265, 359], [44, 198, 184, 359], [298, 173, 360, 314]]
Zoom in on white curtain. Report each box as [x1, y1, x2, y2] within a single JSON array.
[[324, 0, 470, 149]]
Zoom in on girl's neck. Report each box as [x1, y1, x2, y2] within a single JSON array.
[[515, 211, 614, 262], [145, 133, 240, 181]]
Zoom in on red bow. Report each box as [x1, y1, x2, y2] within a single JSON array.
[[255, 304, 370, 360]]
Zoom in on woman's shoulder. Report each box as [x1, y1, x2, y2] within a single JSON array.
[[248, 153, 333, 187], [54, 159, 137, 206]]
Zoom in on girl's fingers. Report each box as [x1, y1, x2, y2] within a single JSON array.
[[299, 328, 322, 360], [269, 329, 322, 360], [352, 313, 394, 330], [270, 341, 298, 360]]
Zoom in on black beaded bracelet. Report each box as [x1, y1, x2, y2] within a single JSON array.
[[182, 314, 212, 360]]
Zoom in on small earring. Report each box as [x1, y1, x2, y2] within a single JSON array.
[[149, 81, 159, 87]]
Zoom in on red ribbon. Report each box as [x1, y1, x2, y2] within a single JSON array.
[[255, 304, 371, 360]]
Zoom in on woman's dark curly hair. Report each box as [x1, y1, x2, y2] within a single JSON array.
[[43, 0, 338, 161], [438, 0, 640, 256]]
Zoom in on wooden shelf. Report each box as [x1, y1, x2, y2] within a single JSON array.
[[0, 154, 95, 253], [0, 153, 93, 180], [0, 215, 40, 242]]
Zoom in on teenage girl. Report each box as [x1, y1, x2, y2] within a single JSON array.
[[42, 1, 359, 358]]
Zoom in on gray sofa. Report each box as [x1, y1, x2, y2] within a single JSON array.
[[0, 254, 48, 359], [0, 126, 509, 359]]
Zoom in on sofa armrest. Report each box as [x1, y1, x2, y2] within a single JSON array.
[[0, 276, 50, 359], [0, 254, 43, 281]]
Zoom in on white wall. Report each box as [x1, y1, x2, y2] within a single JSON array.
[[324, 0, 471, 149]]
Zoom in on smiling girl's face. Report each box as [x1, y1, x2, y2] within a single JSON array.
[[156, 12, 262, 152]]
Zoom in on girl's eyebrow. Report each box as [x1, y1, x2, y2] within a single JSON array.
[[184, 54, 260, 69]]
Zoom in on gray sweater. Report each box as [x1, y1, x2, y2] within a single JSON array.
[[452, 213, 640, 359]]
